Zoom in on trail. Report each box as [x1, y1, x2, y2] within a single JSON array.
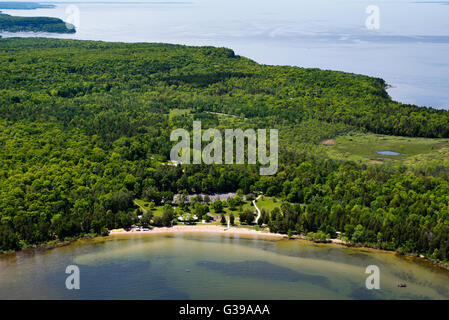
[[134, 200, 148, 214], [253, 195, 262, 224]]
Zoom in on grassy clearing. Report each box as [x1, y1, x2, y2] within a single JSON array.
[[216, 200, 254, 216], [169, 108, 191, 120], [255, 196, 282, 212], [133, 196, 287, 227], [135, 199, 255, 218], [134, 197, 284, 225], [134, 199, 164, 217], [323, 133, 449, 165]]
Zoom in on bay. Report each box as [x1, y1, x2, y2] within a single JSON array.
[[0, 233, 448, 299]]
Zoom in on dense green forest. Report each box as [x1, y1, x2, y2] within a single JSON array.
[[0, 13, 74, 33], [0, 38, 448, 265]]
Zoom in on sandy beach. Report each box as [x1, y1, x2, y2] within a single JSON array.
[[108, 225, 348, 244], [109, 225, 286, 238]]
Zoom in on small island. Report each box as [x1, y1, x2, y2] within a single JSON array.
[[0, 12, 75, 33]]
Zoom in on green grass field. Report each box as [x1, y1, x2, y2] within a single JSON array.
[[212, 200, 254, 217], [323, 133, 449, 165], [134, 199, 164, 217], [254, 196, 282, 212]]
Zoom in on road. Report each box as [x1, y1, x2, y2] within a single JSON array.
[[253, 195, 262, 224]]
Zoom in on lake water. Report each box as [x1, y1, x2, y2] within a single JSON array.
[[0, 233, 448, 299], [1, 0, 449, 109], [377, 150, 403, 156]]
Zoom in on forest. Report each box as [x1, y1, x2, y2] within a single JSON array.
[[0, 38, 448, 264], [0, 13, 74, 33]]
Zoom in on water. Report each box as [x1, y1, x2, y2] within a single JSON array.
[[1, 0, 449, 109], [0, 233, 448, 299], [377, 150, 403, 156]]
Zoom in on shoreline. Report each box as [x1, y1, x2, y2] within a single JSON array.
[[109, 225, 346, 245], [2, 225, 448, 272], [109, 225, 449, 272], [109, 225, 286, 239], [0, 233, 100, 256]]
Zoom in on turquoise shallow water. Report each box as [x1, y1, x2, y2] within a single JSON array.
[[0, 233, 448, 299]]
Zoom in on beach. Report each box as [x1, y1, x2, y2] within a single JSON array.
[[109, 225, 286, 238], [108, 225, 348, 245]]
